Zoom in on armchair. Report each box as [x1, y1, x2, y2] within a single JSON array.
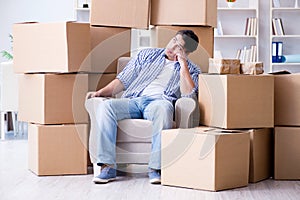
[[85, 57, 199, 175]]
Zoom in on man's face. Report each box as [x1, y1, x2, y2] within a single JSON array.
[[165, 34, 188, 61]]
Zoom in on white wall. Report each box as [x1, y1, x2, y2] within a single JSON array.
[[0, 0, 75, 63]]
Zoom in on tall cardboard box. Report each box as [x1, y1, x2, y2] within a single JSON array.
[[28, 123, 88, 176], [152, 26, 213, 73], [199, 74, 274, 129], [90, 0, 150, 29], [274, 127, 300, 180], [90, 27, 131, 73], [151, 0, 217, 27], [13, 22, 91, 73], [161, 127, 250, 191], [18, 74, 88, 124], [88, 73, 116, 91], [274, 73, 300, 126], [249, 128, 273, 183]]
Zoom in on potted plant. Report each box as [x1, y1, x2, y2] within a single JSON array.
[[226, 0, 236, 8], [1, 34, 13, 61]]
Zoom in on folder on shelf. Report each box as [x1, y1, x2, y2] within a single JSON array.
[[272, 41, 284, 63]]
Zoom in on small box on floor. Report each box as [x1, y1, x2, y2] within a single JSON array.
[[161, 127, 250, 191], [274, 127, 300, 180], [28, 123, 88, 176]]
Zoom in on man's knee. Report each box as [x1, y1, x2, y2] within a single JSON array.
[[148, 101, 173, 119]]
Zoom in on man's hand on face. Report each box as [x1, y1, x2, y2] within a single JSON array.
[[176, 52, 188, 68]]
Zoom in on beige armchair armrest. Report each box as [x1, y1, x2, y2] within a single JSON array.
[[175, 97, 200, 128]]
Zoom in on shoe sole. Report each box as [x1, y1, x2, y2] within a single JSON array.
[[93, 177, 116, 184], [149, 178, 161, 184]]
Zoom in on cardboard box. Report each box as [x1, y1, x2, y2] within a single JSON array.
[[28, 123, 88, 176], [90, 0, 150, 29], [13, 22, 91, 73], [249, 128, 273, 183], [208, 58, 240, 74], [199, 74, 274, 129], [18, 74, 88, 124], [151, 0, 217, 27], [88, 73, 116, 91], [161, 127, 250, 191], [90, 26, 131, 73], [274, 73, 300, 126], [274, 127, 300, 180], [241, 62, 264, 75], [152, 26, 213, 73]]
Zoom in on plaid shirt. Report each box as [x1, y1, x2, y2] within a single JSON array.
[[117, 48, 201, 103]]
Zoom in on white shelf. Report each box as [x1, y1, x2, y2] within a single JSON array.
[[75, 8, 90, 11], [215, 0, 259, 60], [272, 35, 300, 38], [270, 0, 300, 72], [218, 8, 257, 11], [215, 35, 257, 38], [272, 63, 300, 66], [272, 7, 300, 10]]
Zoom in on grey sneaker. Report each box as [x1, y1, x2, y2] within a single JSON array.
[[148, 169, 161, 184], [93, 165, 117, 184]]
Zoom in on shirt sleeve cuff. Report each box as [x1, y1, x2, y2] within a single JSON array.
[[116, 74, 129, 90]]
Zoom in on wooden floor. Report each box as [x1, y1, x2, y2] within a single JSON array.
[[1, 139, 300, 200]]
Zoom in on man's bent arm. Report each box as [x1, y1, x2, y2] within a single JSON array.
[[91, 79, 124, 98]]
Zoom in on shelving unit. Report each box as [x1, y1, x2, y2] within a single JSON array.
[[214, 0, 259, 61], [270, 0, 300, 72], [74, 0, 90, 22]]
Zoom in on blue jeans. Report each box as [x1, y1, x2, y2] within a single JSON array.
[[95, 96, 174, 169]]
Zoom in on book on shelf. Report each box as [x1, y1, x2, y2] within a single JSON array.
[[216, 19, 223, 36], [244, 17, 257, 36], [272, 18, 285, 36], [236, 45, 257, 63]]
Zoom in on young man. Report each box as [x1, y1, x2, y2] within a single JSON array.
[[89, 30, 201, 184]]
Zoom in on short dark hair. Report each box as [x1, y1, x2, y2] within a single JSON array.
[[176, 30, 199, 53]]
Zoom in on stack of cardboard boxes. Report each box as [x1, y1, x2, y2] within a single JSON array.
[[13, 22, 91, 175], [157, 0, 275, 192], [162, 74, 274, 191], [274, 73, 300, 180]]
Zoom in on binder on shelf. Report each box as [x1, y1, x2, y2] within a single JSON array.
[[272, 41, 283, 63]]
